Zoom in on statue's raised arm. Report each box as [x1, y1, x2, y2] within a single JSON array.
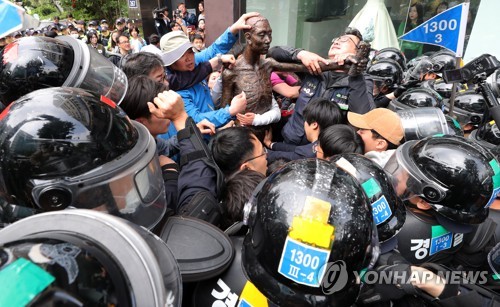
[[220, 14, 370, 115]]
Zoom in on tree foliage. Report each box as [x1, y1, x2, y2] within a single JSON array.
[[29, 0, 128, 24]]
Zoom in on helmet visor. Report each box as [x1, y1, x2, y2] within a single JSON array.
[[384, 143, 449, 203], [444, 102, 483, 126], [58, 36, 128, 104], [489, 242, 500, 277], [78, 44, 128, 104], [397, 107, 448, 141], [30, 122, 166, 229]]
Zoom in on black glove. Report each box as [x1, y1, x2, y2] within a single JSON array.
[[392, 86, 406, 98], [392, 80, 420, 98], [357, 263, 420, 305]]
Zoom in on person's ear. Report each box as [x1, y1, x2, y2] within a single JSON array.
[[239, 162, 251, 172], [244, 31, 251, 42], [375, 138, 388, 151], [311, 122, 319, 131]]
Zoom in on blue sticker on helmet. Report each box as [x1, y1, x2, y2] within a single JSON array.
[[371, 195, 392, 225], [429, 231, 453, 255], [278, 237, 330, 287]]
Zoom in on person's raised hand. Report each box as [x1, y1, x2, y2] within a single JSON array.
[[217, 120, 236, 131], [148, 90, 186, 122], [229, 91, 247, 116], [331, 53, 356, 66], [196, 119, 216, 135], [345, 55, 368, 76], [222, 54, 236, 69], [297, 50, 330, 75], [236, 112, 255, 126], [229, 12, 261, 34]]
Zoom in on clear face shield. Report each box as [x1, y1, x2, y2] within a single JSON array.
[[489, 242, 500, 277], [408, 57, 438, 81], [444, 95, 484, 126], [397, 107, 449, 141], [384, 143, 449, 203], [30, 122, 167, 229], [58, 36, 128, 104]]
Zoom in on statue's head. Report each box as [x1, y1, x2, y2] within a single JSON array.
[[244, 14, 272, 54]]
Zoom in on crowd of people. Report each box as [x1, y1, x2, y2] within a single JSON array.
[[1, 2, 500, 306]]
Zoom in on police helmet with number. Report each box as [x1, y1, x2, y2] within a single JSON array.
[[330, 154, 406, 250], [242, 159, 379, 306], [384, 135, 499, 225]]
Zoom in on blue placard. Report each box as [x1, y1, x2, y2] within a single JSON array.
[[399, 3, 468, 55], [371, 195, 392, 225], [0, 0, 23, 38], [128, 0, 137, 8], [486, 187, 500, 208], [278, 237, 330, 287], [430, 232, 453, 255]]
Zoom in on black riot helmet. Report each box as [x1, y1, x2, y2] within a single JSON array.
[[0, 210, 182, 307], [0, 87, 167, 230], [0, 36, 127, 107], [407, 56, 439, 81], [242, 159, 379, 306], [389, 87, 444, 111], [330, 154, 406, 250], [421, 78, 466, 99], [406, 55, 427, 72], [444, 90, 485, 126], [367, 59, 403, 90], [372, 47, 406, 70], [469, 121, 500, 159], [430, 50, 456, 75], [385, 135, 500, 225]]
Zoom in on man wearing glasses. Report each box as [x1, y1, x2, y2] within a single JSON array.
[[269, 28, 375, 146], [108, 35, 132, 67]]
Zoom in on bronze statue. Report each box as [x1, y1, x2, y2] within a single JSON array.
[[221, 15, 369, 117]]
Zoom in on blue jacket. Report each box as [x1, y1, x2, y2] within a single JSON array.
[[162, 28, 238, 139]]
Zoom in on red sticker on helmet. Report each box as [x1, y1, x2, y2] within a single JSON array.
[[100, 95, 116, 108], [2, 42, 18, 65], [0, 103, 13, 121]]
